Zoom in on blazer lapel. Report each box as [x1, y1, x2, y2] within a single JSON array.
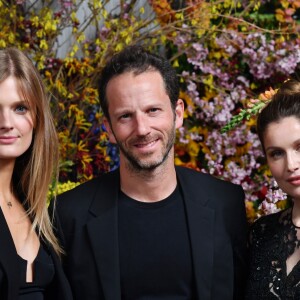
[[0, 208, 20, 299], [86, 170, 121, 300], [177, 169, 215, 300]]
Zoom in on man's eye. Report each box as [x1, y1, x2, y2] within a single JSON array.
[[149, 108, 159, 113], [120, 113, 131, 120]]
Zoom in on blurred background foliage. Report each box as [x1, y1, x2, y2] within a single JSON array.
[[1, 0, 300, 222]]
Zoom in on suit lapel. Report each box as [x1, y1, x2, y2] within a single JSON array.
[[0, 208, 20, 299], [177, 168, 215, 300], [86, 170, 121, 300]]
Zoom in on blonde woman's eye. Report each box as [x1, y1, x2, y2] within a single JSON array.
[[15, 105, 28, 113]]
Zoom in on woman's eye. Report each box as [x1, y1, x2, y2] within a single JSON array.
[[15, 105, 28, 113], [269, 150, 283, 159]]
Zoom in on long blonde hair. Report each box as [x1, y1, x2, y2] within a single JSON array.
[[0, 48, 61, 255]]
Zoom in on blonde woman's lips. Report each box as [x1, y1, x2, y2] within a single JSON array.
[[0, 136, 18, 144]]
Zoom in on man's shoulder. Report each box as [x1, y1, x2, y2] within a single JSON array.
[[56, 169, 119, 206], [176, 166, 245, 211], [176, 166, 243, 192]]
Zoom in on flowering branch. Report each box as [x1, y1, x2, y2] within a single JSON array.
[[221, 87, 277, 133]]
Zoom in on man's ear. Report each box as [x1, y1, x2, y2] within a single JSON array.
[[103, 118, 117, 144], [175, 99, 184, 129]]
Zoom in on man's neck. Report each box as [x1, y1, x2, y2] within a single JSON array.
[[119, 163, 177, 203]]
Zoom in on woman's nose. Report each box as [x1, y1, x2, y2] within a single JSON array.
[[0, 111, 13, 130], [287, 152, 300, 172]]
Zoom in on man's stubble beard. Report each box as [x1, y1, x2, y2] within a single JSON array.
[[116, 123, 176, 173]]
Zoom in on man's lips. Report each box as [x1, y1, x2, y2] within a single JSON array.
[[134, 139, 159, 148]]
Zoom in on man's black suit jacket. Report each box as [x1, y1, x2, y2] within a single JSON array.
[[56, 166, 248, 300]]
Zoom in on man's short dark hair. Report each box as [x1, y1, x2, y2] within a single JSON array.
[[98, 45, 180, 120]]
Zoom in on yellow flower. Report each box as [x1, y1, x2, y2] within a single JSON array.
[[0, 40, 6, 47], [245, 201, 257, 223], [40, 39, 48, 50]]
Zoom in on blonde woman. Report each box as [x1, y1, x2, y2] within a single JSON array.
[[0, 48, 72, 299]]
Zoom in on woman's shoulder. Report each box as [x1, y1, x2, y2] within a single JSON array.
[[254, 208, 287, 224], [250, 207, 291, 237]]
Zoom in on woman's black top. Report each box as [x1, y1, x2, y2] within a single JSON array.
[[18, 244, 55, 299], [246, 206, 300, 299]]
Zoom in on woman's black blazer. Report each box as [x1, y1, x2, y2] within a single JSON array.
[[0, 208, 73, 300]]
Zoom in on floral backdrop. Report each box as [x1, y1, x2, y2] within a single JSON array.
[[1, 0, 300, 222]]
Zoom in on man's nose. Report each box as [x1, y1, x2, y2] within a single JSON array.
[[135, 113, 150, 136]]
